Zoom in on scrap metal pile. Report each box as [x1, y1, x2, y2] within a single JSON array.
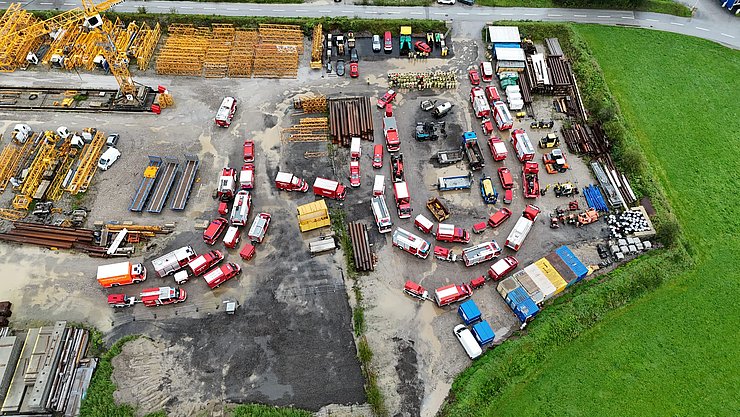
[[387, 70, 458, 90], [328, 96, 374, 146]]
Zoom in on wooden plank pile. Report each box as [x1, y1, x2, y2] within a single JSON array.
[[561, 123, 610, 156], [328, 96, 374, 146], [348, 221, 374, 272]]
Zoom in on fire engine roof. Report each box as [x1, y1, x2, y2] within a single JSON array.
[[314, 177, 339, 189]]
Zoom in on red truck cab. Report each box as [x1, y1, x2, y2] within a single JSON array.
[[243, 139, 255, 163], [188, 250, 224, 276], [372, 144, 383, 169], [393, 181, 412, 219], [313, 177, 346, 200], [275, 171, 309, 192], [203, 262, 241, 289], [435, 224, 470, 243], [203, 217, 228, 245]]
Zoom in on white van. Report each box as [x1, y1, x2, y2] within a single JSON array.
[[454, 324, 482, 359], [98, 147, 121, 171]]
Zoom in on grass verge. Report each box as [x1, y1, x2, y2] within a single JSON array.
[[442, 23, 739, 416], [79, 335, 140, 417], [231, 404, 313, 417], [474, 0, 691, 17], [330, 208, 388, 416]]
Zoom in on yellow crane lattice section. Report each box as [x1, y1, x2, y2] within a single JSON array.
[[228, 29, 258, 78], [20, 131, 58, 198], [310, 24, 323, 70], [46, 141, 77, 201], [67, 129, 105, 194]]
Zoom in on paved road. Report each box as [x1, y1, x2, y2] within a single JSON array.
[[12, 0, 739, 48]]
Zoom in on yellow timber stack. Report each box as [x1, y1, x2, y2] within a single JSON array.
[[310, 24, 323, 70]]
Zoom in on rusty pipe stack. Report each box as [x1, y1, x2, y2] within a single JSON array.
[[0, 222, 103, 254], [328, 96, 374, 147]]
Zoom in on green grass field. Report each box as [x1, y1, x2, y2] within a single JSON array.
[[445, 26, 739, 416]]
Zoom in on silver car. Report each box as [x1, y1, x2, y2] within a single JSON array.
[[372, 35, 381, 53]]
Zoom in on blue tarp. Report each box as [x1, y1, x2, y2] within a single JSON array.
[[458, 300, 482, 325], [555, 246, 589, 281], [472, 320, 495, 346]]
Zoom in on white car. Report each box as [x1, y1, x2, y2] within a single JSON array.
[[98, 147, 121, 171], [437, 0, 456, 4], [372, 35, 381, 53], [454, 324, 482, 359]]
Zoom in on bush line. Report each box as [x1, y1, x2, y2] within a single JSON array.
[[29, 11, 447, 37], [231, 404, 313, 417], [440, 21, 690, 416], [330, 208, 388, 416]]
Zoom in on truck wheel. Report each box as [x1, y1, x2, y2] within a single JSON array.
[[133, 279, 141, 284], [111, 283, 119, 287]]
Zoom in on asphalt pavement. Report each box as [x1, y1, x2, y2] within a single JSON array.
[[13, 0, 739, 49]]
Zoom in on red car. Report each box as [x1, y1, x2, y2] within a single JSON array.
[[349, 160, 360, 187], [488, 136, 508, 161], [468, 69, 481, 86], [203, 217, 228, 245], [377, 89, 397, 108], [372, 144, 383, 169], [503, 189, 513, 204], [488, 207, 513, 228], [349, 62, 359, 78], [414, 41, 431, 53], [488, 256, 519, 281], [243, 139, 254, 163], [498, 167, 514, 189]]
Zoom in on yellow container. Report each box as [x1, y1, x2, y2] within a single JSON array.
[[535, 258, 567, 294], [297, 199, 331, 232]]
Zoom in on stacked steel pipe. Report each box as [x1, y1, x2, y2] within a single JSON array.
[[328, 96, 374, 146], [561, 123, 610, 156], [348, 221, 374, 272], [0, 222, 107, 255]]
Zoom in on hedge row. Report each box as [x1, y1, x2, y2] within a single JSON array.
[[440, 21, 690, 415], [29, 11, 447, 37]]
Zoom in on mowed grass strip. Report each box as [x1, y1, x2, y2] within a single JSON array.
[[467, 26, 740, 416]]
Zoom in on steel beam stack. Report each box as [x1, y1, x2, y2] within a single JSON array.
[[348, 221, 375, 272]]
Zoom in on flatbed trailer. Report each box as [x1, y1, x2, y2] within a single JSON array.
[[437, 149, 463, 165], [147, 157, 180, 213], [171, 154, 200, 210], [438, 173, 473, 191], [0, 86, 158, 112], [130, 156, 162, 212]]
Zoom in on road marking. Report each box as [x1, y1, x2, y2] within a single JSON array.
[[39, 2, 52, 4], [227, 8, 238, 11], [204, 7, 216, 10], [321, 10, 332, 13], [366, 11, 378, 14], [250, 8, 260, 11], [156, 5, 167, 8], [574, 14, 587, 17], [273, 9, 285, 12], [434, 12, 445, 15], [621, 16, 633, 19], [524, 13, 536, 16], [341, 11, 353, 14], [457, 12, 470, 15], [548, 14, 562, 17], [478, 12, 491, 16], [411, 12, 422, 15], [501, 12, 512, 16], [721, 33, 735, 38], [388, 11, 400, 14], [181, 6, 193, 9], [646, 18, 659, 22], [670, 22, 684, 26], [597, 15, 610, 18], [695, 26, 709, 31], [295, 9, 307, 12]]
